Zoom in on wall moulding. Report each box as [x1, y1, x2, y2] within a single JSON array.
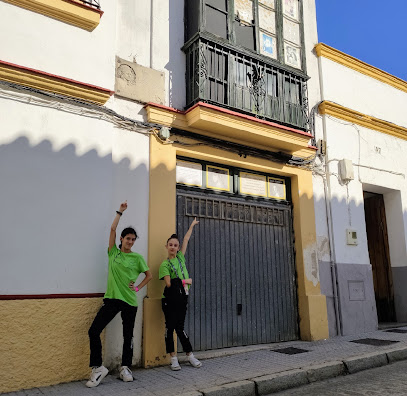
[[145, 102, 315, 155], [319, 101, 407, 141], [0, 60, 113, 105], [315, 43, 407, 94], [2, 0, 103, 31]]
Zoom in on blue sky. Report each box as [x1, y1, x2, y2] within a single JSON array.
[[315, 0, 407, 81]]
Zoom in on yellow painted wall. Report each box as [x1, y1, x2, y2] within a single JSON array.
[[143, 133, 329, 367], [143, 136, 176, 367], [0, 297, 103, 393]]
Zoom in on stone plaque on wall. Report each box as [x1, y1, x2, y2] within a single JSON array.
[[115, 57, 165, 104]]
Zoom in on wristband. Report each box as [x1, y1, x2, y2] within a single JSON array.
[[182, 280, 186, 287], [116, 210, 122, 216], [134, 286, 139, 292]]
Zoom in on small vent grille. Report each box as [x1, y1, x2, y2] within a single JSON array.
[[272, 347, 309, 355], [350, 338, 399, 346]]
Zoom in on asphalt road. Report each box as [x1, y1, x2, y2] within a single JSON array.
[[274, 359, 407, 395]]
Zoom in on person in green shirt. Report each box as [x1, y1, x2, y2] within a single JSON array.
[[86, 201, 152, 388], [159, 217, 202, 371]]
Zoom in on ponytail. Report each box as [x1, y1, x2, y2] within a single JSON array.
[[166, 233, 179, 244], [119, 227, 138, 249]]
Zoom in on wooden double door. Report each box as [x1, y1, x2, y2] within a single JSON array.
[[364, 193, 396, 323]]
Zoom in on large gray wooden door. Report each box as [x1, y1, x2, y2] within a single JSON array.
[[177, 189, 299, 351]]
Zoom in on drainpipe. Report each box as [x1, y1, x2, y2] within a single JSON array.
[[317, 53, 343, 336], [150, 0, 154, 69]]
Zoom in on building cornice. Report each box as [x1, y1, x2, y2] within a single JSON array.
[[315, 43, 407, 93], [0, 60, 113, 104], [145, 102, 315, 156], [2, 0, 103, 31], [319, 101, 407, 141]]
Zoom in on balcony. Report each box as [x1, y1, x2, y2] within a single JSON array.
[[184, 35, 309, 131], [79, 0, 100, 10]]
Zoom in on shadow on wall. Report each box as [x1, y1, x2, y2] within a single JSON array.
[[0, 135, 149, 295], [0, 134, 149, 391]]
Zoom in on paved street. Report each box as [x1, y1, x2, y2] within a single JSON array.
[[3, 328, 407, 395], [275, 359, 407, 396]]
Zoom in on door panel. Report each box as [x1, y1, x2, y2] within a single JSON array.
[[364, 194, 395, 323], [177, 189, 299, 350]]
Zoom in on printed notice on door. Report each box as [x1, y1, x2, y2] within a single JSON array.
[[176, 160, 202, 187], [268, 177, 286, 199], [240, 172, 267, 196], [207, 165, 230, 191]]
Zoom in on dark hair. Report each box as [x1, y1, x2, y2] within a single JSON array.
[[166, 233, 179, 244], [119, 227, 138, 249]]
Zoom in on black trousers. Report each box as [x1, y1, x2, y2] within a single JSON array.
[[88, 298, 137, 367], [162, 296, 192, 354]]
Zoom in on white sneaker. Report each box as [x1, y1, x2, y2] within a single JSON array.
[[188, 353, 202, 368], [86, 365, 109, 388], [119, 366, 133, 382], [170, 356, 181, 371]]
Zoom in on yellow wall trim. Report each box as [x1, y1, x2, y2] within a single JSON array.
[[3, 0, 102, 31], [0, 60, 113, 105], [315, 43, 407, 94], [319, 101, 407, 140], [143, 133, 329, 368], [146, 102, 314, 155]]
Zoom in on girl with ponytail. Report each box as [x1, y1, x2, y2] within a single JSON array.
[[86, 201, 152, 387], [159, 217, 201, 371]]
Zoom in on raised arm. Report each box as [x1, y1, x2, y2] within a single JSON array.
[[109, 201, 127, 251], [180, 217, 199, 255]]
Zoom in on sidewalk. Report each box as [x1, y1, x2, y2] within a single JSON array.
[[4, 327, 407, 396]]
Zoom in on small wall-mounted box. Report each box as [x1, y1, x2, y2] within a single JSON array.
[[316, 139, 326, 156], [338, 159, 354, 182], [346, 229, 358, 245]]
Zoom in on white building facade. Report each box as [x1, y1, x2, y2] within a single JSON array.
[[0, 0, 340, 393], [314, 43, 407, 336], [0, 0, 184, 392]]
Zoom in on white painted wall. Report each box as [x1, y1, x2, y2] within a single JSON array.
[[315, 114, 407, 266], [314, 57, 407, 272], [319, 57, 407, 129], [303, 0, 322, 111], [314, 56, 407, 332], [0, 96, 149, 294], [0, 1, 116, 89], [0, 92, 150, 366], [315, 56, 407, 269], [115, 0, 186, 109]]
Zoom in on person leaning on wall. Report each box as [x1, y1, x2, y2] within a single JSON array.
[[159, 217, 202, 371], [86, 201, 152, 388]]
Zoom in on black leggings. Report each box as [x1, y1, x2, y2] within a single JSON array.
[[88, 298, 137, 367], [162, 297, 192, 354]]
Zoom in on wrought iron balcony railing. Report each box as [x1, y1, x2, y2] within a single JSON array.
[[79, 0, 101, 10], [184, 35, 309, 131]]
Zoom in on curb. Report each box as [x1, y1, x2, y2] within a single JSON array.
[[200, 380, 255, 396], [197, 346, 407, 395], [343, 351, 387, 373]]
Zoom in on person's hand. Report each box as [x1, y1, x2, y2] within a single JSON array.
[[184, 278, 193, 285], [129, 281, 137, 291], [191, 217, 199, 227], [119, 201, 128, 213]]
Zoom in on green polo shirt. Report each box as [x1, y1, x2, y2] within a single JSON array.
[[104, 244, 149, 307], [159, 251, 190, 298]]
